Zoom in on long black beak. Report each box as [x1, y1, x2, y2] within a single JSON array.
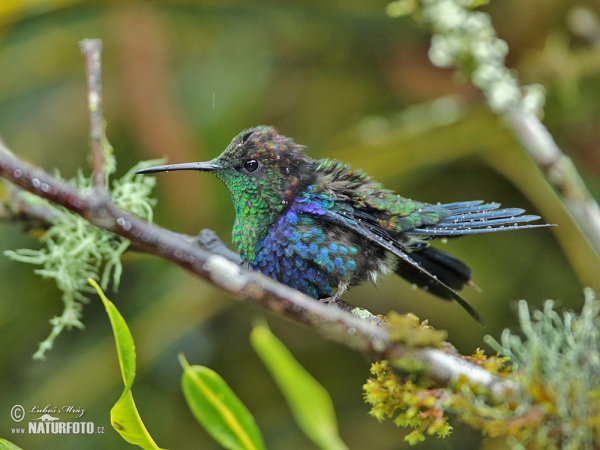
[[136, 161, 220, 174]]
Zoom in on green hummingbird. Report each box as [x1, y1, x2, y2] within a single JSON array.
[[138, 126, 551, 325]]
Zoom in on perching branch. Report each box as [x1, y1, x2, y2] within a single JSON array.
[[0, 183, 58, 230], [0, 38, 518, 398], [0, 137, 513, 396]]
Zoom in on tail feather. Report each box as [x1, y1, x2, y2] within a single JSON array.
[[446, 207, 525, 221], [411, 201, 552, 237], [440, 200, 498, 213], [395, 247, 471, 299]]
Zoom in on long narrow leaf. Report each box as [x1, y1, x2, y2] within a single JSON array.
[[179, 354, 265, 450], [0, 438, 23, 450], [89, 278, 163, 450], [250, 324, 348, 450]]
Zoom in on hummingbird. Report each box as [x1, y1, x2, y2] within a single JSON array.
[[137, 126, 550, 325]]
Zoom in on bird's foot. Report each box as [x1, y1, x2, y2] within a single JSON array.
[[319, 282, 348, 305]]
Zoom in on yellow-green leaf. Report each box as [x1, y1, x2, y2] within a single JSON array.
[[179, 355, 265, 450], [89, 278, 163, 450], [250, 324, 348, 450], [110, 390, 162, 450], [0, 438, 23, 450]]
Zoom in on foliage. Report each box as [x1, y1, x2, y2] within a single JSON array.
[[365, 291, 600, 448], [364, 360, 452, 445], [485, 288, 600, 449], [386, 312, 447, 348], [180, 355, 266, 450], [0, 438, 23, 450], [90, 278, 163, 450], [251, 324, 349, 450], [92, 278, 344, 450], [363, 315, 460, 445], [3, 158, 160, 359]]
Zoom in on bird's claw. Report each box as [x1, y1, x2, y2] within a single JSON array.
[[319, 282, 348, 305]]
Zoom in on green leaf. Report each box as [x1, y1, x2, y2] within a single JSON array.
[[179, 354, 265, 450], [0, 438, 23, 450], [89, 278, 163, 450], [110, 391, 163, 450], [250, 324, 348, 450]]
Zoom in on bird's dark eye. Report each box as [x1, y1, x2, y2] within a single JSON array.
[[244, 159, 259, 172]]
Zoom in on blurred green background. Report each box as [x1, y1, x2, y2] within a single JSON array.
[[1, 1, 599, 449]]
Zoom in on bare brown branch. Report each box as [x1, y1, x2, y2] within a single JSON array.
[[79, 39, 106, 189], [0, 185, 58, 230]]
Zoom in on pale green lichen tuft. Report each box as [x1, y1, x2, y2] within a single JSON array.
[[4, 158, 162, 360], [484, 288, 600, 449], [365, 291, 600, 447]]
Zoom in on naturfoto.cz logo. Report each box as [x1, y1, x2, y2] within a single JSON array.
[[10, 404, 105, 435]]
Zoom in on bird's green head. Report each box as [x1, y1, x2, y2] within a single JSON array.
[[137, 126, 315, 259], [209, 126, 315, 209]]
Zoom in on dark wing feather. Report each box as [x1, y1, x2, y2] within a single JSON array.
[[321, 206, 485, 326]]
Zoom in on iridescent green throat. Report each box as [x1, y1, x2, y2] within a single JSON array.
[[214, 170, 287, 262]]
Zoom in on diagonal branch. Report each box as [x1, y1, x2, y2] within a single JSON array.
[[506, 110, 600, 250], [0, 137, 513, 398], [0, 36, 518, 404]]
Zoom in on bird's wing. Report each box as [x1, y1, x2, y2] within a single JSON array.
[[315, 159, 549, 236], [319, 202, 485, 326]]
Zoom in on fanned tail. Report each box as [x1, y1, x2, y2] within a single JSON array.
[[395, 246, 471, 298], [410, 201, 552, 236]]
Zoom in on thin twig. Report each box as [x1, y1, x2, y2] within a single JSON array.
[[506, 110, 600, 251], [0, 186, 58, 229], [79, 39, 106, 189]]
